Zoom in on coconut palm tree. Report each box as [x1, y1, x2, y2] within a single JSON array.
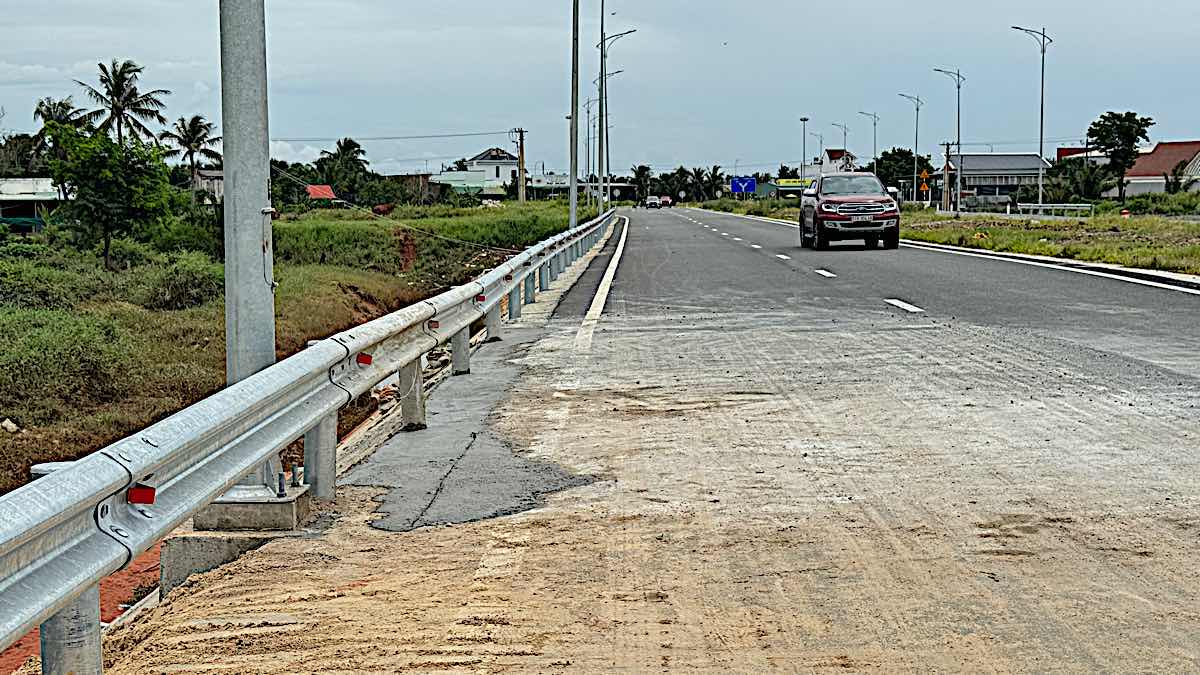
[[630, 164, 653, 201], [319, 137, 369, 175], [689, 167, 709, 201], [704, 165, 726, 199], [158, 115, 222, 179], [75, 59, 171, 145], [32, 96, 89, 153]]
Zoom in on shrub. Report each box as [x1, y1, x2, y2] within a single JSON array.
[[134, 251, 224, 311], [0, 241, 54, 260], [273, 219, 401, 272], [0, 259, 85, 309], [102, 238, 164, 268], [0, 307, 133, 425]]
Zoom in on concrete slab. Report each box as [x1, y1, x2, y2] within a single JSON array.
[[193, 484, 311, 531]]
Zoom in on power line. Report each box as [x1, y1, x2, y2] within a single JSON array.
[[272, 130, 513, 143]]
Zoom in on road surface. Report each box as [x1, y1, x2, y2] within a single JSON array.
[[97, 208, 1200, 673]]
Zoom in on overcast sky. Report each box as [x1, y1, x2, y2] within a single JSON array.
[[2, 1, 1197, 176]]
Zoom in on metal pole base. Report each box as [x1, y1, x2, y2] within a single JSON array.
[[40, 584, 102, 675]]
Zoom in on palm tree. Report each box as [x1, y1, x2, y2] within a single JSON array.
[[320, 137, 369, 174], [32, 96, 89, 152], [158, 115, 222, 181], [689, 167, 708, 201], [631, 164, 653, 201], [705, 165, 726, 199], [75, 59, 171, 145]]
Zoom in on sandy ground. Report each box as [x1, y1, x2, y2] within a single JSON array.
[[89, 219, 1200, 673]]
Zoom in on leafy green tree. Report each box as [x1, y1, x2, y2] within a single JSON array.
[[76, 59, 171, 145], [871, 148, 935, 193], [0, 133, 43, 178], [1164, 160, 1199, 195], [47, 124, 174, 268], [32, 96, 89, 162], [777, 164, 800, 180], [158, 115, 223, 181], [1087, 111, 1155, 202]]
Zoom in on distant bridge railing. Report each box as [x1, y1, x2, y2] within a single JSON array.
[[0, 209, 617, 672], [1015, 203, 1095, 217]]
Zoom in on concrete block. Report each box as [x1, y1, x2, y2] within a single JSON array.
[[193, 484, 311, 531], [160, 528, 302, 596]]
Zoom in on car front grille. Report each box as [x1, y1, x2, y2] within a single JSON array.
[[837, 202, 888, 216]]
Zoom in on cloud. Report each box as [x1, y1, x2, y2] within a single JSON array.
[[269, 140, 323, 164]]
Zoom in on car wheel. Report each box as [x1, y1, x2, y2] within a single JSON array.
[[883, 228, 900, 250], [814, 221, 830, 250], [799, 219, 813, 248]]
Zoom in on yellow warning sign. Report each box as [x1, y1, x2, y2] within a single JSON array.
[[919, 169, 930, 180], [920, 182, 930, 192]]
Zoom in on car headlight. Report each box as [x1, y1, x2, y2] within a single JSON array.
[[819, 203, 839, 213]]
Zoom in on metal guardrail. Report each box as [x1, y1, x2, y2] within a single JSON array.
[[0, 209, 617, 665], [1015, 203, 1095, 217]]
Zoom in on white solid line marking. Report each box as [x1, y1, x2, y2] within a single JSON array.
[[900, 242, 1200, 297], [575, 217, 630, 352], [884, 298, 925, 313], [751, 244, 762, 249], [815, 269, 837, 278], [776, 254, 792, 260]]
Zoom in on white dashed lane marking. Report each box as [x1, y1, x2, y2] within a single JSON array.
[[733, 237, 743, 241], [750, 245, 762, 249], [815, 269, 837, 278], [776, 254, 792, 260], [884, 298, 925, 313]]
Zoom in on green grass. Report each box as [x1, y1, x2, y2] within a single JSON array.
[[0, 202, 586, 495], [902, 213, 1200, 274]]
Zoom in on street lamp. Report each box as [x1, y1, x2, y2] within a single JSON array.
[[858, 111, 880, 175], [934, 67, 966, 216], [899, 93, 923, 202], [810, 132, 825, 172], [1012, 25, 1053, 211], [597, 21, 636, 209], [799, 117, 810, 183], [831, 123, 849, 169]]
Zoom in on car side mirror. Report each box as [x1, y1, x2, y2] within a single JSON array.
[[803, 189, 817, 198], [886, 187, 900, 199]]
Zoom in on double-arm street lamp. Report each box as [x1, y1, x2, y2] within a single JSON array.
[[1012, 25, 1053, 210], [597, 12, 636, 209], [858, 111, 880, 175], [934, 67, 965, 215], [831, 123, 849, 169]]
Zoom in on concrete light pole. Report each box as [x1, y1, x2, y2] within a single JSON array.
[[569, 0, 579, 228], [1013, 25, 1053, 211], [597, 0, 606, 211], [935, 67, 966, 216], [220, 0, 280, 496], [799, 116, 810, 183], [899, 93, 923, 202], [858, 111, 880, 175]]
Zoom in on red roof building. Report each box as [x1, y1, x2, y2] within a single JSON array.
[[306, 184, 336, 200], [1126, 141, 1200, 178]]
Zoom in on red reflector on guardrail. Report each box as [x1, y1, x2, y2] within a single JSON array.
[[127, 485, 156, 505], [356, 353, 374, 366], [475, 294, 486, 302], [504, 274, 513, 281], [428, 320, 440, 330]]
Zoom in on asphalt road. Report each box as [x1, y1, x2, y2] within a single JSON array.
[[624, 207, 1200, 379]]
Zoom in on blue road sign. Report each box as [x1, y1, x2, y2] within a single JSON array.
[[731, 176, 757, 194]]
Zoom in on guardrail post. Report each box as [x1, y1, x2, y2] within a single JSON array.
[[524, 274, 536, 304], [452, 328, 471, 376], [508, 285, 523, 319], [485, 302, 503, 342], [302, 412, 337, 500], [398, 359, 427, 430], [538, 262, 550, 291], [40, 583, 102, 675]]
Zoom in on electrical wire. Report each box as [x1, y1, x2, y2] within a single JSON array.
[[272, 130, 512, 143], [269, 164, 523, 254]]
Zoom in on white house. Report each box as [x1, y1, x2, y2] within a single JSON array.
[[466, 147, 519, 183]]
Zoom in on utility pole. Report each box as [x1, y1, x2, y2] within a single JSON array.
[[569, 0, 579, 227], [219, 0, 280, 495], [799, 117, 810, 184], [943, 141, 953, 211], [585, 98, 596, 208], [811, 132, 825, 172], [935, 67, 966, 216], [900, 93, 923, 202], [514, 128, 527, 203], [1013, 25, 1053, 211], [859, 111, 880, 175]]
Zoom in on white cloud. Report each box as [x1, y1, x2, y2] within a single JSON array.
[[269, 140, 323, 164]]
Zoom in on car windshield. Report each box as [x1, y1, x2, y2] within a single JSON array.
[[822, 175, 885, 196]]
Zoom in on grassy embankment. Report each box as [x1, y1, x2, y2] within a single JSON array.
[[0, 202, 593, 496], [691, 198, 1200, 275]]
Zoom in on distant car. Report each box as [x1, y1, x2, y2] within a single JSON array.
[[799, 172, 900, 250], [660, 196, 674, 208], [645, 196, 661, 209]]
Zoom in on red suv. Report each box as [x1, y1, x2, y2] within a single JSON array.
[[800, 172, 900, 250]]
